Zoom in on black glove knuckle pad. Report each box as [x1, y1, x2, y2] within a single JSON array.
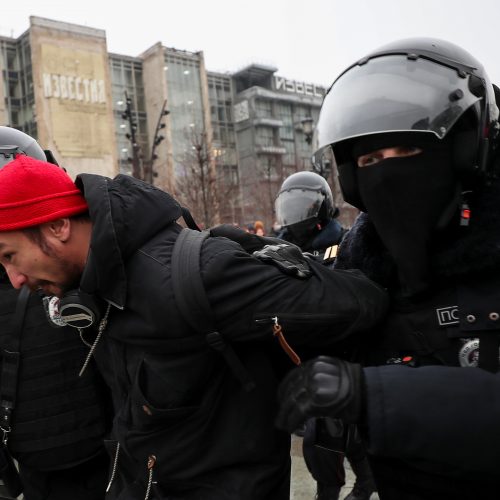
[[253, 244, 312, 278], [276, 356, 364, 433]]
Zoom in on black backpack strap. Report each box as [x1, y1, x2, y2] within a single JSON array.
[[180, 206, 201, 231], [171, 228, 255, 391], [0, 286, 30, 443]]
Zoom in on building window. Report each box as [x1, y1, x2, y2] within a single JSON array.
[[255, 99, 272, 118], [256, 126, 274, 147]]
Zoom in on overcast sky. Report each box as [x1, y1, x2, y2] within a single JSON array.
[[5, 0, 500, 87]]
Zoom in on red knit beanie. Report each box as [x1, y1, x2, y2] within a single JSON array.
[[0, 155, 89, 230]]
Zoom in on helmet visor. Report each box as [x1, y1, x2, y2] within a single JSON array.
[[275, 189, 323, 226], [315, 55, 481, 152]]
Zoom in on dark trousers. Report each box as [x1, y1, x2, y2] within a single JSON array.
[[303, 419, 370, 488], [303, 418, 345, 488]]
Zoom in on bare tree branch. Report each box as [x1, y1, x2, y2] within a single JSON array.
[[175, 127, 220, 228]]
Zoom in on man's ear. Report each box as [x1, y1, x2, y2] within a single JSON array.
[[41, 218, 71, 243]]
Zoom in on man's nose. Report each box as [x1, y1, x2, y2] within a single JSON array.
[[382, 147, 402, 160], [5, 267, 28, 289]]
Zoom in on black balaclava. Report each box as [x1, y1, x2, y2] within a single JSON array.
[[352, 134, 459, 298]]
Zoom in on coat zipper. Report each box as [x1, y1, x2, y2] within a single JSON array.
[[254, 311, 343, 326], [79, 303, 111, 377], [106, 441, 120, 493], [256, 315, 302, 365], [144, 454, 156, 500]]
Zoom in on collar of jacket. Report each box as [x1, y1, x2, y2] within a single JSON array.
[[335, 178, 500, 286], [75, 174, 182, 308]]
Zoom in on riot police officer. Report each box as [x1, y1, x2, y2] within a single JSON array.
[[276, 38, 500, 499], [0, 127, 110, 500], [275, 171, 345, 258], [276, 171, 375, 500]]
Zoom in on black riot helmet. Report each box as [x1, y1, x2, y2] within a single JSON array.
[[0, 126, 57, 169], [312, 37, 500, 211], [275, 171, 337, 228]]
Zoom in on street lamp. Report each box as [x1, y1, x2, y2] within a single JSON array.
[[301, 117, 314, 145], [300, 116, 331, 180]]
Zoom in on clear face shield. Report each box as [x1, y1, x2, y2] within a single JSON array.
[[275, 189, 324, 226], [313, 55, 482, 168]]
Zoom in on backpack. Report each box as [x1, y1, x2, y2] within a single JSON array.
[[171, 228, 256, 392], [171, 222, 307, 390]]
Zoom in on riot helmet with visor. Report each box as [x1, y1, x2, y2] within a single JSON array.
[[312, 38, 500, 298], [275, 171, 337, 228], [313, 37, 500, 210], [275, 171, 338, 249]]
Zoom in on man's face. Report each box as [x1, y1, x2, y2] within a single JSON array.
[[0, 229, 83, 297]]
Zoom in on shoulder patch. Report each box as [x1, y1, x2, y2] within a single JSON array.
[[323, 245, 338, 261]]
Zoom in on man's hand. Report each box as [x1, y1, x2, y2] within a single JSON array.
[[210, 224, 312, 278], [275, 356, 364, 434], [210, 224, 282, 253], [253, 243, 312, 278]]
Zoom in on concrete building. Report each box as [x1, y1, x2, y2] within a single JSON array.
[[0, 16, 342, 228], [231, 64, 326, 227], [0, 17, 117, 179]]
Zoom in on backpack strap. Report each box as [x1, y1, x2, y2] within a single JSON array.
[[180, 206, 201, 231], [171, 228, 255, 391]]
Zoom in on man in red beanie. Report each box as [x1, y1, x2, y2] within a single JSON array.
[[0, 155, 90, 296], [0, 154, 389, 500]]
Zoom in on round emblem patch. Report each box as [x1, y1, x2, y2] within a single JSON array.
[[458, 338, 500, 368], [458, 339, 480, 367]]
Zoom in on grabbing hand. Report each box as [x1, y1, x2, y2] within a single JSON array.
[[253, 243, 312, 279], [210, 224, 282, 253], [275, 356, 364, 434]]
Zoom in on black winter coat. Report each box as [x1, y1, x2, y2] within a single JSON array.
[[335, 179, 500, 499], [74, 173, 389, 500]]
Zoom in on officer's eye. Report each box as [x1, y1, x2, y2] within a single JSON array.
[[357, 152, 383, 167]]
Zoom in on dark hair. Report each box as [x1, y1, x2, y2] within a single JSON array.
[[21, 212, 90, 247]]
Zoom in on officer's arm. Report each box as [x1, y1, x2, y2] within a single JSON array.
[[364, 364, 500, 474], [200, 236, 389, 347], [276, 357, 500, 476]]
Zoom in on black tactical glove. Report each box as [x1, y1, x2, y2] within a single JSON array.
[[275, 356, 364, 434], [210, 224, 283, 253], [253, 243, 312, 279]]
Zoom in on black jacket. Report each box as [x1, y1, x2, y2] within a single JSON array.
[[74, 173, 389, 500], [335, 179, 500, 499]]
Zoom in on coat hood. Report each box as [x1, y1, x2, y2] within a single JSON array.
[[75, 174, 182, 308]]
